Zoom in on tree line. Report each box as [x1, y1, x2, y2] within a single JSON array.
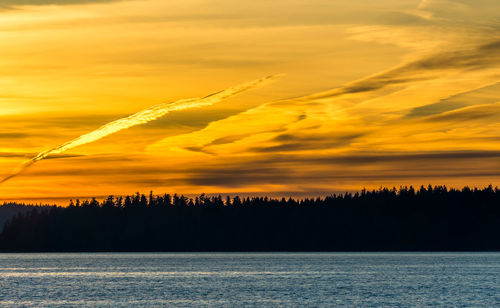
[[0, 202, 52, 232], [1, 185, 499, 252]]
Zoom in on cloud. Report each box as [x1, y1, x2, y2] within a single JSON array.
[[0, 75, 279, 184], [0, 152, 31, 158], [424, 103, 500, 122], [0, 133, 31, 139], [36, 75, 276, 161], [1, 0, 498, 199], [180, 150, 500, 187], [408, 41, 500, 70], [250, 133, 365, 153], [120, 1, 427, 29], [406, 82, 500, 118], [289, 151, 500, 165], [12, 148, 499, 193], [297, 39, 500, 102], [0, 152, 81, 159], [418, 0, 500, 24]]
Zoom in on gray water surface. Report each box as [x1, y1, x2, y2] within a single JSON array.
[[0, 253, 499, 307]]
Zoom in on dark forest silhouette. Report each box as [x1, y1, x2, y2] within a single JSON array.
[[1, 185, 499, 252], [0, 203, 51, 232]]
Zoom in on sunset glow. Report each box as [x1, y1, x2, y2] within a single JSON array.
[[0, 0, 498, 204]]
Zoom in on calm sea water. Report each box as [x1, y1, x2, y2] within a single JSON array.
[[0, 253, 499, 307]]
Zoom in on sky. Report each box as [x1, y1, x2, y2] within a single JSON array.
[[0, 0, 499, 204]]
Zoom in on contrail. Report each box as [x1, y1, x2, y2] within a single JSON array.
[[1, 75, 280, 184]]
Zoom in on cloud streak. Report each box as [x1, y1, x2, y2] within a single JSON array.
[[0, 75, 279, 184], [288, 39, 500, 103]]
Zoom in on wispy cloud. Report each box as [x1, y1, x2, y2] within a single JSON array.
[[424, 103, 500, 122], [291, 39, 500, 103], [1, 0, 499, 202], [406, 82, 500, 118], [0, 75, 279, 184]]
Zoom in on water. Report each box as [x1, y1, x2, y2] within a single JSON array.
[[0, 253, 499, 307]]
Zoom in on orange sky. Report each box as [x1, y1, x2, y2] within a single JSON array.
[[0, 0, 499, 204]]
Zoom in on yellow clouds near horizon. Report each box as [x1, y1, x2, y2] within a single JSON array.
[[0, 75, 279, 184], [0, 0, 499, 203]]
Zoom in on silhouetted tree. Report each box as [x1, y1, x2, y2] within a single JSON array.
[[1, 186, 500, 252]]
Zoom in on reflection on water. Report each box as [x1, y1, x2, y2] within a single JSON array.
[[0, 253, 499, 307]]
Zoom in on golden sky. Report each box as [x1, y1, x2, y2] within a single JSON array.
[[0, 0, 499, 204]]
